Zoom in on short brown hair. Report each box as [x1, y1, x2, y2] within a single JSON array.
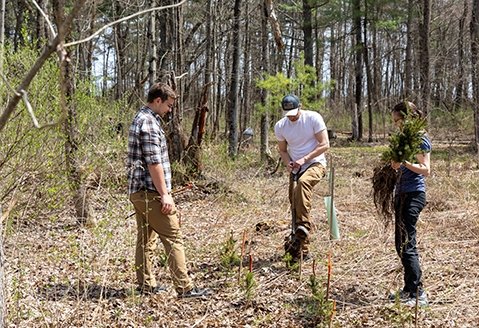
[[147, 82, 177, 103], [392, 101, 423, 119]]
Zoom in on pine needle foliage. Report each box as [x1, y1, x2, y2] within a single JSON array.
[[220, 232, 240, 269], [243, 271, 256, 302], [381, 115, 427, 163], [307, 274, 334, 327]]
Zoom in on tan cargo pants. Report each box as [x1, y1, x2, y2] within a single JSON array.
[[130, 191, 193, 293], [288, 163, 327, 250]]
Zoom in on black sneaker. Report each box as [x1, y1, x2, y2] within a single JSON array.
[[388, 288, 410, 302], [136, 285, 167, 295], [177, 287, 212, 299]]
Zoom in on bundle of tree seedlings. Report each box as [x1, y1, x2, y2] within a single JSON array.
[[372, 114, 427, 226]]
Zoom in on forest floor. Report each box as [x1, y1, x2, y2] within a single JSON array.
[[3, 138, 479, 327]]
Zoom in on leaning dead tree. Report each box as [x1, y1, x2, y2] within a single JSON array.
[[183, 83, 211, 178]]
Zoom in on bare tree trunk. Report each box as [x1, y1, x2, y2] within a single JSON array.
[[0, 0, 5, 313], [302, 0, 313, 67], [166, 4, 186, 163], [455, 0, 468, 108], [77, 2, 96, 83], [53, 0, 91, 225], [0, 203, 4, 327], [13, 0, 25, 51], [0, 0, 5, 73], [314, 17, 325, 88], [363, 6, 373, 142], [419, 0, 431, 119], [62, 54, 91, 224], [240, 0, 251, 135], [353, 0, 362, 140], [471, 0, 479, 153], [148, 0, 157, 87], [35, 0, 46, 41], [330, 27, 338, 105], [184, 84, 210, 177], [404, 0, 414, 97], [228, 0, 241, 158], [260, 0, 271, 162]]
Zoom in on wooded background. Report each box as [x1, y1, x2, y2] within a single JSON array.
[[1, 0, 479, 325], [2, 0, 479, 147], [0, 0, 479, 233]]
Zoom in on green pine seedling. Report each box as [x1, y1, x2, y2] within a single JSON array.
[[243, 271, 256, 302], [220, 232, 240, 269]]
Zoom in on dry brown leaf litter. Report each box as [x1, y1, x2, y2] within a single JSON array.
[[3, 142, 479, 327]]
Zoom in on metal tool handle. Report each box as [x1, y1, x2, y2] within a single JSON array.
[[290, 166, 301, 235]]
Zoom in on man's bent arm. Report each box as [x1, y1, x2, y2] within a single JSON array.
[[296, 130, 330, 167]]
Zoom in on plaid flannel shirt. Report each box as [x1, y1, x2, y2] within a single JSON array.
[[127, 106, 171, 194]]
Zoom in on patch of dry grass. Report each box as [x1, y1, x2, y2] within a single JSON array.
[[3, 139, 479, 327]]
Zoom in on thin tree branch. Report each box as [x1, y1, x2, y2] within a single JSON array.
[[0, 0, 88, 133], [0, 71, 20, 96], [30, 0, 56, 37], [63, 0, 187, 48]]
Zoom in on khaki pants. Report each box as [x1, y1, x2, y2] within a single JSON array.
[[129, 191, 193, 293], [289, 163, 327, 245]]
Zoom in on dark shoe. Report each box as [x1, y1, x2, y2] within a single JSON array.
[[295, 225, 309, 240], [136, 285, 167, 295], [177, 287, 212, 299], [284, 237, 301, 259], [388, 288, 410, 302]]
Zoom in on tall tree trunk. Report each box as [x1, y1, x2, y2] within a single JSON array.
[[35, 0, 46, 41], [53, 0, 91, 225], [261, 0, 271, 162], [404, 0, 414, 97], [184, 84, 209, 178], [0, 0, 5, 74], [148, 0, 157, 87], [302, 0, 313, 67], [0, 0, 4, 321], [456, 0, 468, 108], [240, 0, 250, 135], [13, 0, 25, 51], [471, 0, 479, 153], [0, 210, 4, 327], [329, 27, 338, 105], [228, 0, 241, 158], [77, 2, 96, 82], [113, 1, 128, 100], [363, 6, 373, 142], [419, 0, 431, 119], [353, 0, 362, 140]]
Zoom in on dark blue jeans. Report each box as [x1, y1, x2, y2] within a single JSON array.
[[394, 191, 426, 297]]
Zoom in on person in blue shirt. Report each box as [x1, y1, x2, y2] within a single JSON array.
[[389, 101, 431, 307]]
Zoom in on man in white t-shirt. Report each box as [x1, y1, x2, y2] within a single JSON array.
[[274, 94, 330, 261]]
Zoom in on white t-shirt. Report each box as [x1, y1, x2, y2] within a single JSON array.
[[274, 110, 327, 168]]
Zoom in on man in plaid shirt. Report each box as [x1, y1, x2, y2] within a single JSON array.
[[127, 82, 210, 298]]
